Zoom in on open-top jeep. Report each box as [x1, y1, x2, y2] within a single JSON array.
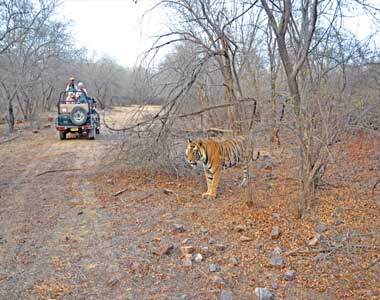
[[55, 91, 100, 140]]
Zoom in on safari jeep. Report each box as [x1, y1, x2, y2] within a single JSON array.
[[55, 91, 100, 140]]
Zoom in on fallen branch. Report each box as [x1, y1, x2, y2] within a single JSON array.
[[372, 178, 380, 200], [176, 98, 257, 118], [36, 168, 81, 177], [362, 257, 380, 271], [113, 187, 129, 197], [181, 127, 234, 134], [0, 135, 20, 144], [103, 98, 257, 132], [163, 188, 174, 195], [138, 193, 153, 202]]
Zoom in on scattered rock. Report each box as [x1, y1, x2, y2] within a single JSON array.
[[268, 253, 284, 267], [164, 212, 174, 219], [200, 246, 214, 258], [215, 244, 226, 251], [200, 227, 209, 233], [235, 224, 247, 232], [270, 226, 281, 240], [180, 294, 188, 300], [366, 290, 374, 297], [255, 244, 263, 255], [220, 289, 233, 300], [209, 264, 220, 273], [240, 235, 253, 242], [181, 238, 193, 244], [172, 223, 185, 233], [183, 254, 193, 267], [270, 279, 279, 289], [129, 261, 140, 271], [209, 238, 217, 244], [230, 256, 239, 266], [307, 234, 321, 247], [180, 245, 195, 255], [272, 213, 281, 220], [255, 287, 275, 300], [284, 269, 296, 281], [213, 275, 224, 285], [153, 244, 174, 256], [315, 223, 328, 233], [194, 253, 203, 262]]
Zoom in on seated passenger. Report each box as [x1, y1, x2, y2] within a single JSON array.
[[66, 92, 76, 104], [76, 82, 88, 103], [75, 82, 100, 125]]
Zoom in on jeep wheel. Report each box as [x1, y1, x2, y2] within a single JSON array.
[[59, 131, 66, 140], [70, 107, 87, 126]]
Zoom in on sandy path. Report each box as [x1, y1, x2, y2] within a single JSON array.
[[0, 111, 128, 299]]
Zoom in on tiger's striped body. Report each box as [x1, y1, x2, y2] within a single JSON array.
[[186, 136, 250, 199]]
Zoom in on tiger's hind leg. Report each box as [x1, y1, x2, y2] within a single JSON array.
[[240, 163, 249, 187], [209, 167, 220, 198], [240, 139, 254, 187]]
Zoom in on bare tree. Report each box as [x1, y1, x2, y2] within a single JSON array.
[[0, 0, 68, 131], [147, 0, 262, 134], [266, 23, 279, 145]]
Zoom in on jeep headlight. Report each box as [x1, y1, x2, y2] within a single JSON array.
[[61, 108, 67, 113]]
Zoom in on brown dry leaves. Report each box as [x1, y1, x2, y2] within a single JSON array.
[[88, 131, 380, 299]]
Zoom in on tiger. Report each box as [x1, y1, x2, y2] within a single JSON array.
[[186, 136, 252, 199]]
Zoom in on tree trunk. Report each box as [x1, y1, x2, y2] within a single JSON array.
[[7, 100, 15, 133], [270, 61, 277, 143], [221, 35, 241, 135]]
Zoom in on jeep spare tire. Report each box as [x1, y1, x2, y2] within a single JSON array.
[[70, 107, 87, 125]]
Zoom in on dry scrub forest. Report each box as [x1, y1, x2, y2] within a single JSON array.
[[1, 1, 380, 300]]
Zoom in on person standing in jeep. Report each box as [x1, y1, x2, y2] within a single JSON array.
[[66, 76, 77, 93]]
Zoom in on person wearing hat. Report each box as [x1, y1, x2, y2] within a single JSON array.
[[66, 76, 78, 93]]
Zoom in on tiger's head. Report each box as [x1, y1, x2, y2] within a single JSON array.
[[186, 139, 205, 166]]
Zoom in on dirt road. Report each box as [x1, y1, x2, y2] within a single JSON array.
[[0, 118, 124, 299]]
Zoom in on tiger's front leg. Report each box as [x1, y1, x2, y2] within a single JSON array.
[[202, 167, 218, 199], [202, 167, 213, 199]]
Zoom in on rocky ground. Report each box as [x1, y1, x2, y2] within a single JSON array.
[[0, 108, 379, 299]]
